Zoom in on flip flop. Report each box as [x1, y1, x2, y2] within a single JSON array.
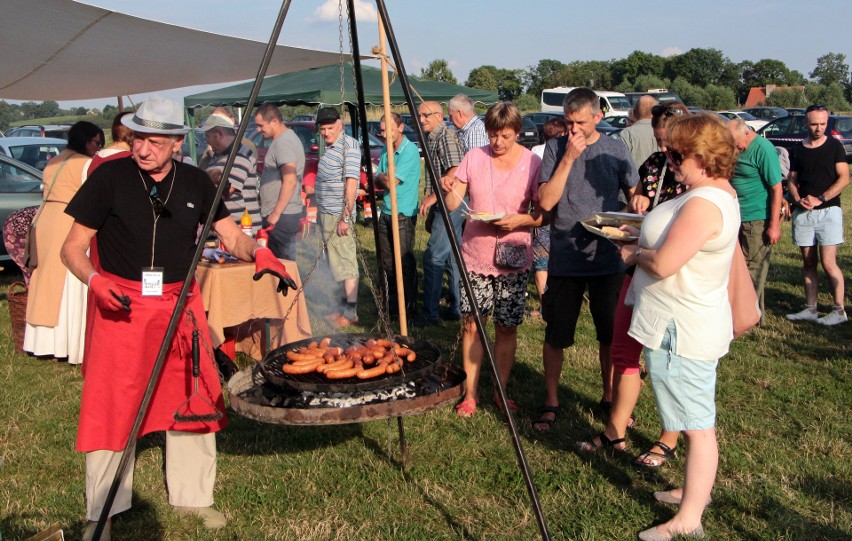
[[493, 397, 518, 414], [455, 399, 476, 418]]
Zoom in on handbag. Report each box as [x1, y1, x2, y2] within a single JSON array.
[[25, 154, 71, 271], [728, 242, 760, 339], [494, 239, 527, 269]]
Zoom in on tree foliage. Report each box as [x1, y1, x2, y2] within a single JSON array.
[[420, 59, 457, 85], [513, 93, 539, 113], [612, 50, 665, 88], [804, 83, 851, 111], [523, 59, 566, 99], [465, 65, 524, 101], [765, 88, 808, 108], [664, 48, 729, 86], [809, 52, 849, 86]]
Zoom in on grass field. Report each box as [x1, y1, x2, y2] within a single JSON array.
[[0, 203, 850, 540]]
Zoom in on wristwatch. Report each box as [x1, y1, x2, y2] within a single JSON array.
[[818, 194, 827, 203]]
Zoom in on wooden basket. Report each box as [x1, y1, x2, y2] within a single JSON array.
[[7, 282, 28, 353]]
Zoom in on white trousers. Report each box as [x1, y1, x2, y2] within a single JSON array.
[[86, 431, 216, 520]]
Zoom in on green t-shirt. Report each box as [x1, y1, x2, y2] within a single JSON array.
[[730, 135, 782, 222]]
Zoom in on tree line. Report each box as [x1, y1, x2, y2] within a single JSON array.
[[420, 49, 852, 112]]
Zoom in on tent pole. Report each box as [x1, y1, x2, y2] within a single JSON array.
[[373, 1, 551, 540], [89, 1, 295, 540], [377, 20, 408, 335], [346, 0, 387, 318]]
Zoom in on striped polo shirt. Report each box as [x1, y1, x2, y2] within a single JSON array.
[[315, 132, 361, 216], [208, 141, 262, 234]]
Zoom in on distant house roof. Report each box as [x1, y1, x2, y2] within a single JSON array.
[[745, 85, 806, 108]]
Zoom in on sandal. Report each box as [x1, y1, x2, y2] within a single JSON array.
[[576, 432, 626, 452], [635, 441, 677, 468], [532, 405, 559, 431], [455, 399, 476, 418], [493, 397, 518, 414]]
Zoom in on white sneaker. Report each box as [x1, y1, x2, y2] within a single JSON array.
[[786, 308, 819, 321], [175, 506, 228, 529], [817, 310, 848, 326]]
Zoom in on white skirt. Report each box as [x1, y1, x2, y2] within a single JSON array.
[[23, 270, 87, 364]]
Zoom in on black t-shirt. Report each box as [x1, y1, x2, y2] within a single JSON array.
[[790, 136, 845, 209], [66, 157, 228, 283]]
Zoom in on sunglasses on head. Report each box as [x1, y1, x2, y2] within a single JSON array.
[[148, 184, 166, 217], [652, 105, 684, 118], [805, 104, 827, 113], [665, 149, 685, 166]]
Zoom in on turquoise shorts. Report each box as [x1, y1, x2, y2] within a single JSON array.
[[644, 321, 718, 431]]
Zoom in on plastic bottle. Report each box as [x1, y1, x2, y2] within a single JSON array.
[[240, 209, 252, 236], [256, 227, 268, 248]]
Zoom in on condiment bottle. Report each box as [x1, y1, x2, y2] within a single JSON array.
[[256, 227, 268, 248], [240, 209, 252, 236]]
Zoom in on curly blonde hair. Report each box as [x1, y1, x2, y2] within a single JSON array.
[[666, 113, 737, 179]]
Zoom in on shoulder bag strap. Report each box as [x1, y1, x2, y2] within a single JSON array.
[[31, 153, 73, 228]]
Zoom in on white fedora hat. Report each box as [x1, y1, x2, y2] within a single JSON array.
[[121, 96, 190, 135]]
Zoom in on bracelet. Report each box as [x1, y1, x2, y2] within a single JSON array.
[[634, 247, 643, 266]]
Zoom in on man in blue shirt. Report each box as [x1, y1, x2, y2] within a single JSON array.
[[375, 112, 421, 318]]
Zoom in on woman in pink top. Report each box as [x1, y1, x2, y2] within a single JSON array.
[[442, 102, 543, 417]]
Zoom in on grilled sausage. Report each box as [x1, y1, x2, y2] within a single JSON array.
[[317, 359, 354, 374], [356, 365, 388, 379], [319, 337, 332, 348], [283, 360, 322, 374], [325, 366, 360, 379], [286, 351, 323, 363]]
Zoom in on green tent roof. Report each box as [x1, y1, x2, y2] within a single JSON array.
[[183, 63, 498, 109]]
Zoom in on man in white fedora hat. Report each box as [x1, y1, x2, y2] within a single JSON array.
[[61, 95, 298, 539]]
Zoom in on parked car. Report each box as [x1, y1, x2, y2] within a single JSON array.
[[743, 106, 789, 121], [758, 114, 852, 162], [604, 115, 629, 129], [290, 114, 316, 122], [180, 128, 207, 163], [785, 108, 807, 115], [524, 112, 563, 144], [517, 117, 539, 148], [596, 119, 622, 138], [717, 111, 768, 131], [249, 122, 384, 195], [0, 154, 44, 261], [4, 124, 71, 140], [0, 137, 66, 170], [364, 120, 423, 155]]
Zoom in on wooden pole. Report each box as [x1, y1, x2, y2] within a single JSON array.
[[377, 20, 407, 336]]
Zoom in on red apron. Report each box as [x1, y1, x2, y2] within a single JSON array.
[[76, 271, 227, 452]]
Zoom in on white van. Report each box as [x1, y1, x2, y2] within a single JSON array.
[[540, 87, 632, 117]]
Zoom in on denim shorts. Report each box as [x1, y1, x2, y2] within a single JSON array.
[[791, 206, 844, 247], [644, 321, 718, 431]]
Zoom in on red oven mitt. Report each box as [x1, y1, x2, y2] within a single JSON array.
[[253, 248, 297, 296], [90, 273, 130, 312]]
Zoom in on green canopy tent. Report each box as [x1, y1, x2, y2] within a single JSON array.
[[183, 62, 498, 109]]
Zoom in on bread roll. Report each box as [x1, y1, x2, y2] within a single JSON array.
[[601, 226, 631, 239]]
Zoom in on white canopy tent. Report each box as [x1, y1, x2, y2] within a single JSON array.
[[0, 0, 344, 101]]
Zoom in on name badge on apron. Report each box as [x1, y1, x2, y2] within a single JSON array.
[[142, 267, 164, 296]]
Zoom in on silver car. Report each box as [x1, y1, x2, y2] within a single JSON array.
[[0, 154, 43, 260], [0, 137, 66, 171]]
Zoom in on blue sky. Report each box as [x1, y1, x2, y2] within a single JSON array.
[[61, 0, 852, 108]]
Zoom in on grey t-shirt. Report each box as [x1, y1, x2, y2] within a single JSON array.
[[539, 134, 639, 277], [259, 129, 305, 216]]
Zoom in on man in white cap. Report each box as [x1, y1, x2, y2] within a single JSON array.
[[61, 96, 297, 539], [199, 111, 262, 233]]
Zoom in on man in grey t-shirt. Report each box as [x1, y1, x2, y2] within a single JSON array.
[[254, 102, 305, 261], [534, 87, 638, 432]]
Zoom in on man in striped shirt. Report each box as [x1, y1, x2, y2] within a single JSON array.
[[448, 94, 488, 152], [315, 107, 361, 327], [200, 113, 262, 234], [415, 101, 466, 327]]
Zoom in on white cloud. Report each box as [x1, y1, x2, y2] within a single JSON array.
[[311, 0, 376, 23], [661, 47, 683, 58]]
